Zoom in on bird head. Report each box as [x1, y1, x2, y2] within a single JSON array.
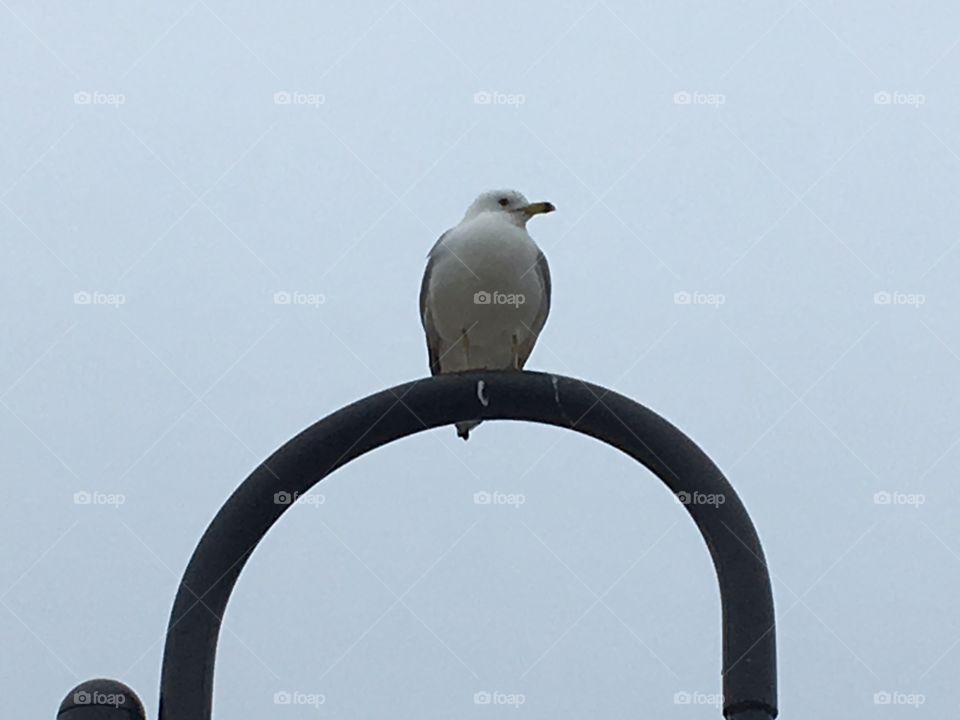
[[463, 189, 556, 227]]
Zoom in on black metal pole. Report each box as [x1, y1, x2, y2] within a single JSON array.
[[58, 679, 145, 720], [157, 370, 777, 719]]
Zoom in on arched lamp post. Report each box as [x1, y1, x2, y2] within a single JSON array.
[[58, 370, 778, 719]]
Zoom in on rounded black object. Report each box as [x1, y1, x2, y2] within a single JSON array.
[[158, 370, 778, 719], [58, 679, 145, 720]]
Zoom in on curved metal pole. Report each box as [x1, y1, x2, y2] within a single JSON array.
[[58, 679, 146, 720], [158, 371, 777, 719]]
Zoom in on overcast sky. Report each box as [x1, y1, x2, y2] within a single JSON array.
[[2, 1, 960, 718]]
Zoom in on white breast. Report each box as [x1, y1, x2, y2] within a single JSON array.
[[426, 213, 545, 371]]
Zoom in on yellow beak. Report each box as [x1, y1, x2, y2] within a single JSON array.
[[521, 201, 556, 217]]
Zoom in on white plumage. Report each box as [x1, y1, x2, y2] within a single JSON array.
[[420, 189, 554, 439]]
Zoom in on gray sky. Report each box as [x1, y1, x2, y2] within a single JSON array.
[[2, 1, 959, 717]]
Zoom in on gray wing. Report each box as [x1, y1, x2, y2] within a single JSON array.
[[517, 249, 551, 369], [419, 232, 447, 375]]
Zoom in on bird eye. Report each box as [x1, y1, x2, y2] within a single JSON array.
[[498, 197, 509, 207]]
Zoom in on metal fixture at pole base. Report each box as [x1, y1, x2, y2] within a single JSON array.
[[58, 679, 146, 720], [158, 370, 778, 719], [725, 709, 780, 720]]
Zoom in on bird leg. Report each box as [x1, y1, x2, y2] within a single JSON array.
[[511, 333, 520, 370]]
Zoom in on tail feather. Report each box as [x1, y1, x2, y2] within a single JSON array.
[[456, 420, 481, 440]]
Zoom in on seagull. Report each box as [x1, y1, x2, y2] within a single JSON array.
[[419, 189, 554, 440]]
